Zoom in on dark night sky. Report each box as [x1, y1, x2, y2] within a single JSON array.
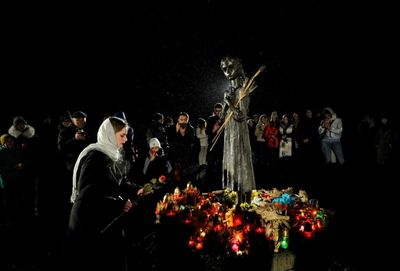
[[2, 1, 395, 131]]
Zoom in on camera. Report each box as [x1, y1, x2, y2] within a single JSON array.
[[78, 129, 87, 136], [157, 148, 164, 156]]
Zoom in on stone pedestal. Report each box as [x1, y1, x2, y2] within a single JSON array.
[[270, 250, 296, 271]]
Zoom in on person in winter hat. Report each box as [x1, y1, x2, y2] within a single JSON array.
[[8, 116, 35, 140], [143, 137, 172, 180]]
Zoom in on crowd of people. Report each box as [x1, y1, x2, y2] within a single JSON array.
[[0, 107, 398, 271], [0, 57, 398, 270]]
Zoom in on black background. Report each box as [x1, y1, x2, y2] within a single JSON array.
[[1, 2, 397, 269], [2, 1, 395, 129]]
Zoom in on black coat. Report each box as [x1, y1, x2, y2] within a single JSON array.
[[67, 150, 136, 271]]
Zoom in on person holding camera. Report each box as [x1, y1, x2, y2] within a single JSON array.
[[318, 107, 345, 165], [58, 111, 92, 173], [205, 103, 224, 190], [57, 111, 93, 225], [167, 112, 197, 187]]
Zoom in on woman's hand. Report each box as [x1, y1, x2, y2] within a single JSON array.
[[136, 188, 145, 196], [123, 199, 133, 213]]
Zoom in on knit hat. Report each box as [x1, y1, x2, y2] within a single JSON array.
[[152, 113, 164, 122], [13, 116, 27, 126], [71, 111, 87, 118], [149, 138, 161, 149], [63, 110, 72, 120]]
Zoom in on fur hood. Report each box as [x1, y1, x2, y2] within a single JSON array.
[[323, 107, 337, 120], [8, 124, 36, 139]]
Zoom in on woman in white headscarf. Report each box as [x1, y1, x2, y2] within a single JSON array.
[[67, 116, 136, 271]]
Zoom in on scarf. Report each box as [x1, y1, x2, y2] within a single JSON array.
[[70, 118, 121, 203]]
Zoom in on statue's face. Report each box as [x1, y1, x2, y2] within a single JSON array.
[[221, 58, 241, 80]]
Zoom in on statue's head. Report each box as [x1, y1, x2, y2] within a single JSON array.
[[220, 56, 244, 80]]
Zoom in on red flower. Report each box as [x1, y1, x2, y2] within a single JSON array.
[[158, 175, 167, 184]]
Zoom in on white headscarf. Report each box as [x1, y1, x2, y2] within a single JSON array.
[[70, 118, 121, 203]]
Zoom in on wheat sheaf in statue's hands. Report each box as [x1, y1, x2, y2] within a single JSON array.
[[210, 65, 266, 151]]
